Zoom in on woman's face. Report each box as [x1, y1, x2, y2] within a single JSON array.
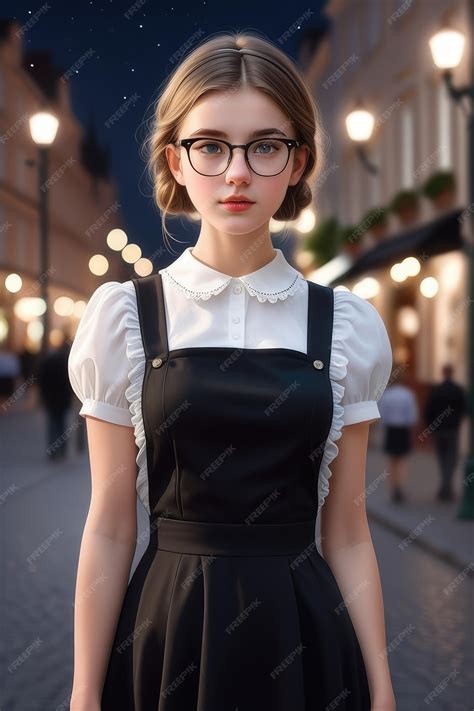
[[165, 87, 310, 236]]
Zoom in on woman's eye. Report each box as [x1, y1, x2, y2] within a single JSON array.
[[253, 142, 278, 154], [196, 143, 221, 154]]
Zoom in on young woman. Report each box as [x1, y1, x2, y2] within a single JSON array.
[[68, 32, 396, 711]]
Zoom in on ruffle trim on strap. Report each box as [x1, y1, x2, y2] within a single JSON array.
[[122, 282, 150, 514], [317, 291, 349, 515]]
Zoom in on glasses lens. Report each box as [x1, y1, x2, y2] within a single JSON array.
[[188, 140, 231, 176], [247, 140, 290, 176], [188, 139, 291, 176]]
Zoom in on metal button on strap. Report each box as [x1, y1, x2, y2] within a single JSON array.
[[313, 359, 324, 370], [152, 357, 163, 368]]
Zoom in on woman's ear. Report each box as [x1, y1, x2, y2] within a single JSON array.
[[165, 143, 186, 186], [288, 144, 310, 187]]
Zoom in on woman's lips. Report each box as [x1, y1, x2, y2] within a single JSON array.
[[219, 201, 255, 212]]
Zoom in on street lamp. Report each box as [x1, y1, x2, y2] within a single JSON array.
[[429, 20, 474, 520], [29, 111, 59, 357], [345, 106, 379, 174]]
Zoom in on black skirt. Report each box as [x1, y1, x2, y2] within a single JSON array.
[[384, 425, 412, 456], [101, 517, 371, 711]]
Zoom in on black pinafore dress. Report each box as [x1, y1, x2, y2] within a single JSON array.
[[101, 273, 371, 711]]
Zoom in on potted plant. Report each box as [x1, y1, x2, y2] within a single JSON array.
[[421, 169, 456, 212], [389, 189, 420, 226], [339, 224, 363, 258], [359, 206, 389, 243]]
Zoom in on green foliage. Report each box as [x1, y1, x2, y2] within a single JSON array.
[[359, 206, 388, 231], [389, 189, 420, 214], [338, 224, 362, 245], [303, 216, 340, 266], [421, 170, 456, 199]]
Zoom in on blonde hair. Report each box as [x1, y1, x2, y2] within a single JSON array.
[[143, 30, 325, 248]]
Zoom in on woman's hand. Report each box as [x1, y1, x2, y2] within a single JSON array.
[[70, 693, 101, 711], [372, 689, 397, 711]]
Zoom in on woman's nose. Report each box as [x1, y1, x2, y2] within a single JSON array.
[[225, 148, 252, 180]]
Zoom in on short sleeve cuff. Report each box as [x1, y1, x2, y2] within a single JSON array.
[[343, 400, 380, 426], [79, 398, 133, 427]]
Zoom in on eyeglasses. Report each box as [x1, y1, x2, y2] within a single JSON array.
[[173, 136, 303, 177]]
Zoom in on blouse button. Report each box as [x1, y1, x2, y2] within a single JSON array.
[[152, 357, 163, 368], [232, 333, 239, 340], [313, 359, 324, 370], [232, 317, 240, 323], [233, 285, 242, 294]]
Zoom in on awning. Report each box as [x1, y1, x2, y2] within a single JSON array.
[[329, 207, 465, 285]]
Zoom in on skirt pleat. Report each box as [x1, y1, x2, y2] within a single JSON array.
[[102, 544, 371, 710]]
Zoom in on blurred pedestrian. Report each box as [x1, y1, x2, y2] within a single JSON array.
[[378, 367, 419, 503], [423, 363, 467, 502], [0, 349, 21, 410], [37, 335, 73, 460]]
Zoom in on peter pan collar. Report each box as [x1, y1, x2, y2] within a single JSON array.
[[159, 247, 305, 303]]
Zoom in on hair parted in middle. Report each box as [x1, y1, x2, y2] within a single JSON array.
[[143, 30, 326, 245]]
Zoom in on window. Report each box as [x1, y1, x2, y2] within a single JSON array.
[[437, 81, 452, 168], [369, 142, 381, 205], [367, 0, 380, 52], [401, 103, 415, 187]]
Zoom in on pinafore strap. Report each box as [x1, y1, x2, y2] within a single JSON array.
[[307, 280, 334, 369], [131, 272, 169, 364]]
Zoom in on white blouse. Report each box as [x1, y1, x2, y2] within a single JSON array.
[[68, 247, 393, 515]]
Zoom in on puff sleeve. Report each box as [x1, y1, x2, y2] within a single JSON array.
[[68, 281, 134, 427], [334, 290, 393, 426]]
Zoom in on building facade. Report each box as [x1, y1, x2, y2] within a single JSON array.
[[302, 0, 471, 408], [0, 20, 128, 354]]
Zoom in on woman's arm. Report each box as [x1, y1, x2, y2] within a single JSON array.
[[70, 416, 139, 711], [320, 420, 396, 711]]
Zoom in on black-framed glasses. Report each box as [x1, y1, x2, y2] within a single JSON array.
[[173, 136, 303, 177]]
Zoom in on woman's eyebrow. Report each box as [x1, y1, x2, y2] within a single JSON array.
[[187, 128, 288, 138]]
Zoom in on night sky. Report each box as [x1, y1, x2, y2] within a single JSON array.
[[5, 0, 328, 267]]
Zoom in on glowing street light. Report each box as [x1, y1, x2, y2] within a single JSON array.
[[345, 106, 378, 174], [29, 110, 60, 355]]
